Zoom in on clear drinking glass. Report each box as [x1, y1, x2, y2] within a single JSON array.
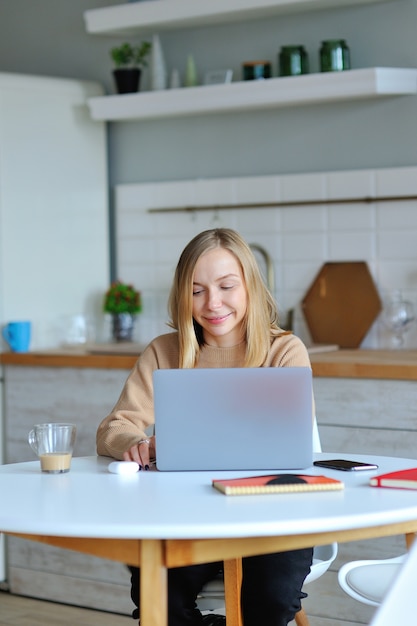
[[382, 291, 415, 348]]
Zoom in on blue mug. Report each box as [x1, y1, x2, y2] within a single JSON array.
[[2, 321, 31, 352]]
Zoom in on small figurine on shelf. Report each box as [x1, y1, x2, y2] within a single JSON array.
[[185, 54, 198, 87], [103, 280, 142, 342]]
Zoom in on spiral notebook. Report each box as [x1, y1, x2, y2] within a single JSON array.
[[153, 367, 313, 471], [212, 474, 344, 496]]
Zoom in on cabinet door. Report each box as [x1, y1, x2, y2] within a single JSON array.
[[5, 365, 133, 614], [0, 74, 109, 348]]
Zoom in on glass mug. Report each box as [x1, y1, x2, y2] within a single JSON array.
[[28, 423, 77, 473]]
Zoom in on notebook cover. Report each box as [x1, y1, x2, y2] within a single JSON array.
[[370, 467, 417, 490], [212, 473, 344, 496]]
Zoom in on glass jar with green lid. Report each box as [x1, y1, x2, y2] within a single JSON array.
[[279, 46, 309, 77], [242, 61, 272, 81], [320, 39, 350, 72]]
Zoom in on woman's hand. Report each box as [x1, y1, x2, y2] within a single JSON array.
[[123, 435, 156, 469]]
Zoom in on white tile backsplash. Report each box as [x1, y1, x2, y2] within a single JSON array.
[[282, 206, 327, 231], [326, 169, 377, 199], [193, 178, 237, 206], [376, 167, 417, 197], [328, 231, 376, 260], [378, 230, 417, 259], [281, 172, 327, 202], [378, 201, 417, 228], [236, 208, 280, 233], [115, 166, 417, 349], [328, 204, 375, 230], [235, 176, 280, 205], [283, 232, 327, 261], [378, 261, 417, 292]]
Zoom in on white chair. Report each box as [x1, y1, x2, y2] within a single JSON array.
[[369, 542, 417, 625], [197, 417, 338, 626], [338, 554, 406, 607]]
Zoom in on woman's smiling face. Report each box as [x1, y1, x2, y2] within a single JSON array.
[[192, 247, 248, 347]]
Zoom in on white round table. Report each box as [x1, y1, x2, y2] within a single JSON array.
[[2, 453, 417, 626]]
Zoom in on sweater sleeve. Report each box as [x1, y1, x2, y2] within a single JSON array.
[[96, 332, 179, 459], [267, 332, 312, 368]]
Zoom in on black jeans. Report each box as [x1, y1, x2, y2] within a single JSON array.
[[128, 547, 313, 626]]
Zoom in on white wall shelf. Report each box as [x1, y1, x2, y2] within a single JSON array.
[[87, 68, 417, 122], [84, 0, 395, 37]]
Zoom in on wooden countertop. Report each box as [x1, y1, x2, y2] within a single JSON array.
[[1, 348, 417, 380], [0, 348, 138, 370], [309, 349, 417, 381]]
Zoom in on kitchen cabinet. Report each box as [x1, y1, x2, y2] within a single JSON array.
[[4, 364, 134, 614], [0, 73, 109, 349], [84, 0, 414, 122], [0, 71, 110, 599]]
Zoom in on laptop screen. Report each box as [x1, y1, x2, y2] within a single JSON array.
[[154, 367, 313, 471]]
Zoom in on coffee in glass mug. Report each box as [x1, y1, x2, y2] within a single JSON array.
[[28, 423, 76, 473]]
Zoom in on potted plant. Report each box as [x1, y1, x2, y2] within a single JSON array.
[[103, 280, 142, 341], [110, 41, 152, 94]]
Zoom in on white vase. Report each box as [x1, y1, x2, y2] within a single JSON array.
[[170, 68, 181, 89], [151, 34, 167, 91]]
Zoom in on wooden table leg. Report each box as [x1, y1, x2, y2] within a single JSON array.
[[406, 533, 416, 550], [223, 558, 243, 626], [140, 539, 168, 626]]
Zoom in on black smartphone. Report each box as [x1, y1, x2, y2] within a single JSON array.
[[313, 459, 379, 472]]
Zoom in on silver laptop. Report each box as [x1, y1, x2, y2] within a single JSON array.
[[153, 367, 313, 471]]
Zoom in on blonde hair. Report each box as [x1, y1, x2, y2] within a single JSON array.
[[168, 228, 281, 368]]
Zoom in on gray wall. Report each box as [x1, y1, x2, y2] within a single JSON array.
[[0, 0, 416, 187]]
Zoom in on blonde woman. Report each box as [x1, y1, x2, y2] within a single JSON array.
[[97, 228, 313, 626]]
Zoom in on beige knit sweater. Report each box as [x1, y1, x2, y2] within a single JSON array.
[[96, 330, 312, 460]]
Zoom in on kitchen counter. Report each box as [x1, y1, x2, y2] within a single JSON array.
[[0, 347, 139, 370], [309, 349, 417, 381], [1, 347, 417, 380]]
